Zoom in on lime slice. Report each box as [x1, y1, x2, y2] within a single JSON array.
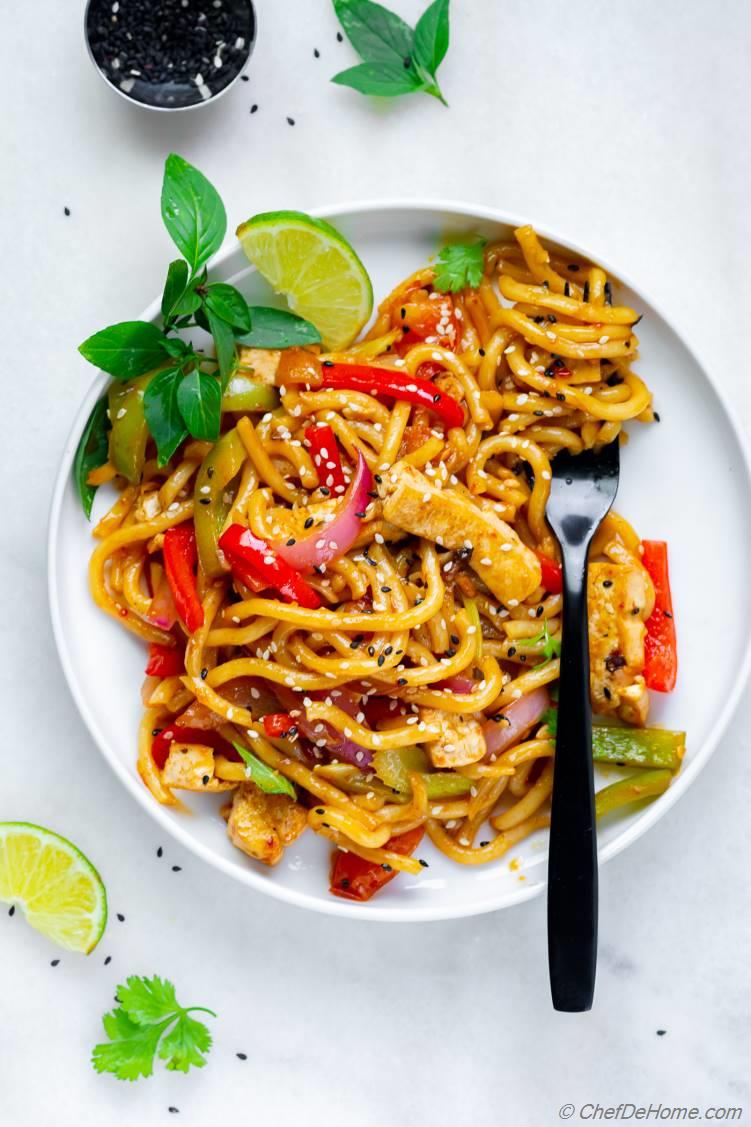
[[0, 822, 107, 953], [237, 210, 373, 351]]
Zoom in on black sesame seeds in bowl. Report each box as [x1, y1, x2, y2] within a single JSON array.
[[84, 0, 256, 111]]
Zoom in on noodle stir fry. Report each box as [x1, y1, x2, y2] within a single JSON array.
[[86, 225, 682, 901]]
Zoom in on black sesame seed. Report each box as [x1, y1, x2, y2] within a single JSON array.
[[157, 846, 163, 857], [547, 314, 557, 324], [199, 497, 210, 505], [603, 579, 613, 588], [286, 538, 296, 546], [286, 116, 295, 126], [200, 667, 208, 679], [337, 31, 343, 41], [381, 863, 392, 872], [480, 840, 490, 847], [380, 585, 392, 593], [445, 648, 456, 658], [319, 486, 330, 496], [564, 282, 570, 297], [315, 808, 325, 815], [400, 307, 406, 319], [64, 206, 71, 217], [104, 955, 112, 965], [304, 517, 314, 529], [116, 913, 125, 922], [536, 605, 544, 617], [240, 74, 249, 82], [355, 511, 367, 518], [172, 866, 182, 872], [8, 905, 15, 916], [377, 655, 385, 667], [202, 775, 210, 785], [418, 858, 429, 868], [583, 281, 590, 302], [313, 48, 320, 58], [478, 348, 486, 356], [237, 1051, 248, 1059], [374, 474, 382, 484], [653, 411, 661, 422], [51, 959, 60, 967], [656, 1030, 667, 1036], [397, 678, 407, 686], [339, 878, 350, 888], [206, 466, 214, 479], [508, 646, 517, 657], [433, 393, 441, 403], [250, 104, 258, 113], [350, 636, 363, 649], [604, 281, 613, 306], [556, 393, 566, 402]]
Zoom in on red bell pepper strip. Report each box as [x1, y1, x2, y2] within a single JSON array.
[[319, 363, 464, 430], [534, 549, 563, 595], [330, 825, 425, 902], [262, 712, 296, 738], [151, 724, 240, 770], [219, 524, 321, 609], [641, 540, 677, 692], [305, 424, 346, 494], [163, 524, 204, 634], [145, 642, 185, 677]]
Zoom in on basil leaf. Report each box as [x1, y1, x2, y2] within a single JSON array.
[[332, 61, 424, 97], [413, 0, 450, 81], [73, 396, 111, 519], [143, 366, 188, 465], [176, 369, 222, 441], [206, 307, 237, 385], [238, 307, 322, 349], [161, 154, 226, 274], [161, 336, 192, 359], [230, 740, 297, 799], [332, 0, 413, 64], [204, 283, 252, 332], [161, 259, 190, 324], [79, 321, 168, 380], [174, 288, 203, 317]]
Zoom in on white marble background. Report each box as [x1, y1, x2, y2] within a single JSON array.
[[2, 1, 751, 1123]]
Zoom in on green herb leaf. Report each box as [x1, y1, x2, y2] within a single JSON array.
[[92, 975, 216, 1082], [231, 740, 297, 798], [237, 307, 322, 349], [331, 61, 423, 98], [433, 239, 487, 292], [518, 620, 561, 663], [542, 707, 558, 737], [161, 154, 227, 274], [206, 307, 237, 385], [73, 397, 111, 519], [333, 0, 413, 64], [79, 321, 168, 380], [143, 366, 188, 465], [177, 369, 222, 441], [161, 336, 192, 360], [204, 283, 252, 332], [412, 0, 450, 102], [161, 259, 190, 324]]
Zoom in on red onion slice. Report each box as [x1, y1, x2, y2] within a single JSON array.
[[482, 686, 550, 758], [273, 451, 372, 572]]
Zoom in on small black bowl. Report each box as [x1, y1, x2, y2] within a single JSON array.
[[84, 0, 256, 112]]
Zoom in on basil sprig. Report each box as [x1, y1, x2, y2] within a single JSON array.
[[332, 0, 450, 105], [75, 154, 321, 517]]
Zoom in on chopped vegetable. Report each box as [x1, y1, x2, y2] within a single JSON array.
[[151, 725, 237, 770], [221, 374, 279, 413], [108, 373, 154, 484], [519, 620, 560, 662], [330, 825, 425, 902], [262, 713, 295, 739], [305, 423, 346, 494], [482, 686, 551, 757], [534, 549, 563, 594], [273, 451, 373, 572], [144, 642, 184, 678], [92, 974, 216, 1081], [433, 239, 487, 293], [320, 363, 464, 429], [193, 428, 246, 577], [592, 725, 684, 771], [595, 768, 672, 818], [163, 524, 204, 633], [641, 540, 677, 692], [372, 746, 472, 799], [230, 740, 297, 798], [219, 525, 321, 608]]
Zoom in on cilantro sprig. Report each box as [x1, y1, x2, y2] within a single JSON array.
[[332, 0, 450, 105], [433, 238, 487, 293], [75, 154, 320, 517], [92, 975, 216, 1082], [520, 620, 562, 664]]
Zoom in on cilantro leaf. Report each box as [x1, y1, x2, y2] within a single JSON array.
[[433, 239, 487, 293], [518, 620, 561, 664], [92, 975, 216, 1083], [231, 740, 297, 798]]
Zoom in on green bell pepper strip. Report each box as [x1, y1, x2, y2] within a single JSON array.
[[592, 725, 684, 771], [372, 747, 473, 799], [221, 374, 279, 413], [107, 372, 154, 483], [595, 768, 672, 818], [462, 595, 483, 660], [193, 428, 246, 578]]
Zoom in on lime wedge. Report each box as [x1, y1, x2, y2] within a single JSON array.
[[237, 210, 373, 351], [0, 822, 107, 953]]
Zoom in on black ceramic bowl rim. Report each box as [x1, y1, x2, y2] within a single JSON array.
[[83, 0, 257, 112]]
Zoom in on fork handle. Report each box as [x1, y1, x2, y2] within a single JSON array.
[[547, 541, 598, 1012]]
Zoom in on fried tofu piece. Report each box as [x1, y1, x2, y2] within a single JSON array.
[[421, 709, 487, 768], [236, 347, 281, 384], [226, 782, 307, 867], [162, 743, 236, 793], [588, 561, 653, 726], [379, 464, 541, 605]]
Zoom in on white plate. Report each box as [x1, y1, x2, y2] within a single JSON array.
[[48, 202, 751, 921]]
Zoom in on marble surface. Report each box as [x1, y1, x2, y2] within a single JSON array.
[[2, 0, 751, 1122]]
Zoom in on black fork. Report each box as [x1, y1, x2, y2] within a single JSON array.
[[544, 438, 620, 1012]]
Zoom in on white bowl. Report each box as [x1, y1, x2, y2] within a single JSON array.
[[48, 201, 751, 921]]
